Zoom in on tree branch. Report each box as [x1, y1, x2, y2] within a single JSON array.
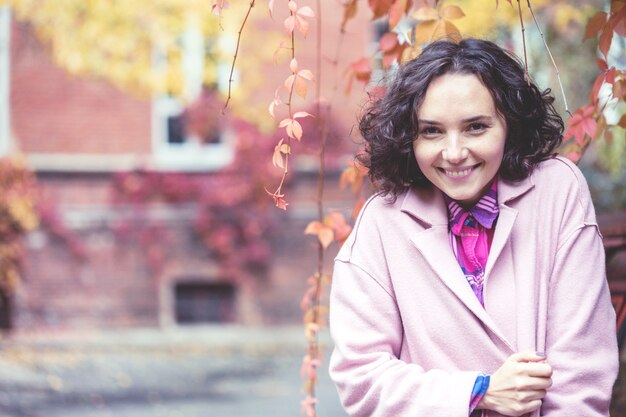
[[526, 0, 572, 116], [516, 0, 530, 84], [222, 0, 256, 114]]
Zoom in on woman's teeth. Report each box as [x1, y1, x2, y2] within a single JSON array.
[[446, 168, 473, 177]]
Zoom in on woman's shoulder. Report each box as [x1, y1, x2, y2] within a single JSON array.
[[336, 190, 411, 261], [529, 155, 597, 225], [532, 155, 587, 184], [529, 156, 592, 197], [349, 192, 405, 237]]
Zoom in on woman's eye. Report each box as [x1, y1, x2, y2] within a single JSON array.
[[420, 127, 440, 136], [468, 123, 488, 133]]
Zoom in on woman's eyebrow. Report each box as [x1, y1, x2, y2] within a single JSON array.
[[418, 115, 493, 125], [417, 119, 441, 125], [462, 115, 492, 123]]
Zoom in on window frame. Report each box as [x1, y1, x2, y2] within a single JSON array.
[[0, 6, 11, 157]]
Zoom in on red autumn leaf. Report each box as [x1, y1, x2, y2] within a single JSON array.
[[265, 188, 288, 210], [606, 67, 617, 84], [611, 0, 626, 14], [368, 0, 394, 19], [350, 57, 371, 82], [599, 22, 614, 59], [614, 7, 626, 37], [590, 67, 617, 103], [564, 105, 597, 146], [618, 114, 626, 129], [590, 72, 607, 103], [382, 42, 406, 68], [324, 212, 352, 244], [584, 11, 608, 41], [608, 4, 626, 37], [367, 86, 387, 101], [389, 0, 411, 29], [344, 57, 371, 94], [379, 32, 399, 52], [597, 58, 608, 71], [566, 151, 582, 163]]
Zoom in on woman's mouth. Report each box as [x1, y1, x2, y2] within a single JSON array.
[[439, 163, 481, 178]]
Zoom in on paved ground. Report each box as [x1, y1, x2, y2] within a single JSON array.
[[0, 326, 624, 417], [0, 326, 347, 417]]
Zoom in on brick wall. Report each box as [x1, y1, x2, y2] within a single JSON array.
[[10, 171, 350, 330], [5, 9, 371, 330], [10, 22, 151, 155]]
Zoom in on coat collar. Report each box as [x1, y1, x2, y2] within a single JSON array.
[[401, 175, 534, 351], [400, 175, 534, 226]]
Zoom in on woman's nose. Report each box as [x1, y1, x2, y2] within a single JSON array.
[[442, 136, 468, 163]]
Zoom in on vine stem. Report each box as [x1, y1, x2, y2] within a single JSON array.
[[526, 0, 572, 117], [222, 0, 255, 114], [273, 17, 298, 199], [306, 0, 326, 414], [516, 0, 530, 84]]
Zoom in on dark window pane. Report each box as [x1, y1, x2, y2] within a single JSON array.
[[175, 282, 236, 324], [167, 115, 186, 144]]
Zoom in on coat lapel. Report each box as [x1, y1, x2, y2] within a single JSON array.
[[401, 177, 535, 350], [485, 175, 534, 281], [485, 206, 517, 275]]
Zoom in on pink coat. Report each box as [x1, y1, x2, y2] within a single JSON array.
[[329, 156, 618, 417]]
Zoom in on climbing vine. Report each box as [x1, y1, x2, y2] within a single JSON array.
[[0, 0, 624, 416], [0, 156, 39, 293]]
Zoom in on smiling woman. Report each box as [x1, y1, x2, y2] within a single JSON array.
[[413, 73, 507, 209], [329, 38, 618, 417]]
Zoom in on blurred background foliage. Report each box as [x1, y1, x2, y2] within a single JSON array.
[[0, 0, 281, 130], [0, 0, 623, 208]]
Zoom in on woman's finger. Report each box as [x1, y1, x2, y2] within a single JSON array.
[[525, 361, 553, 378], [524, 375, 553, 390]]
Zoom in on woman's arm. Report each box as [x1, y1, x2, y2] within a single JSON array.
[[328, 259, 479, 417]]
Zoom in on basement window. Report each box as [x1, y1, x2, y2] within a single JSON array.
[[0, 290, 11, 330], [174, 281, 236, 324]]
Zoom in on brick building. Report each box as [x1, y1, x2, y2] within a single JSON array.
[[0, 6, 372, 330]]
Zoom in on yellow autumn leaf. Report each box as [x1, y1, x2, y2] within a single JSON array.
[[441, 5, 465, 20], [414, 20, 439, 44], [412, 6, 439, 21]]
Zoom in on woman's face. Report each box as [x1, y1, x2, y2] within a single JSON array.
[[413, 72, 507, 209]]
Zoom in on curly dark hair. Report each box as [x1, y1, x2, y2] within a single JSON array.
[[358, 38, 564, 200]]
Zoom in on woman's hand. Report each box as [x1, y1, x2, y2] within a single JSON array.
[[477, 351, 553, 417]]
